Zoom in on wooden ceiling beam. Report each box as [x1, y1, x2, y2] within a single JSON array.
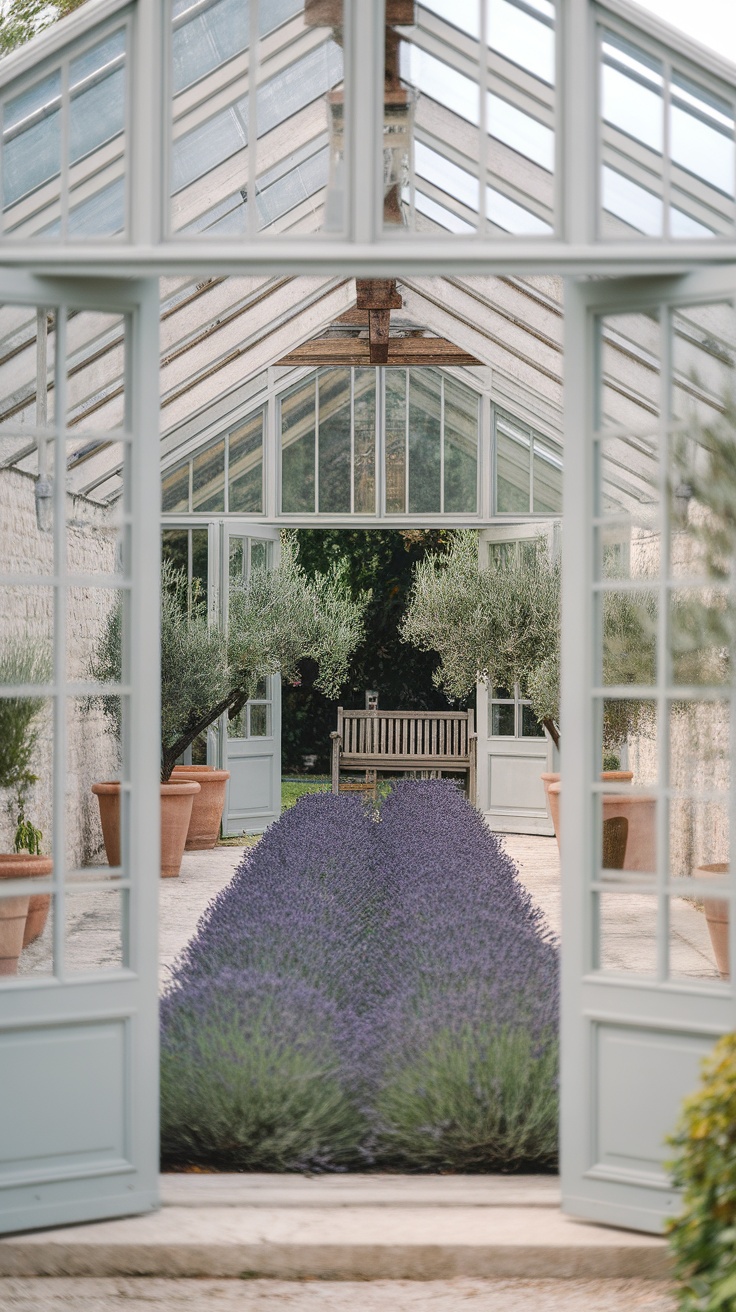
[[369, 309, 390, 363], [355, 279, 403, 310], [277, 338, 482, 367]]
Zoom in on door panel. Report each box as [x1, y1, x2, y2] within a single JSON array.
[[221, 524, 281, 835], [477, 526, 558, 834], [561, 267, 736, 1233], [0, 274, 160, 1233]]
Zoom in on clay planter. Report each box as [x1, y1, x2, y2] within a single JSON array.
[[91, 782, 121, 867], [92, 779, 201, 878], [172, 765, 230, 850], [542, 771, 633, 845], [3, 854, 54, 946], [695, 863, 730, 980], [0, 858, 31, 976], [547, 780, 655, 872]]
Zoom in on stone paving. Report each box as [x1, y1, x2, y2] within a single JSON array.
[[0, 1276, 677, 1310], [17, 827, 720, 985]]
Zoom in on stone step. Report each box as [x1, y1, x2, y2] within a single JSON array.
[[0, 1175, 672, 1282]]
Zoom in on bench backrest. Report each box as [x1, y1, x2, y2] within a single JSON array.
[[337, 709, 474, 761]]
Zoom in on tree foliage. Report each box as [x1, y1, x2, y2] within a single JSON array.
[[91, 537, 367, 781], [0, 0, 88, 57], [401, 530, 659, 750], [281, 529, 458, 772]]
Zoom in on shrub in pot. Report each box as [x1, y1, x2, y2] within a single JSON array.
[[0, 637, 52, 971], [91, 540, 368, 874]]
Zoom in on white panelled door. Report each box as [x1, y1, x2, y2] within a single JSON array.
[[477, 525, 558, 835], [0, 274, 160, 1233], [220, 524, 282, 835], [561, 268, 736, 1233]]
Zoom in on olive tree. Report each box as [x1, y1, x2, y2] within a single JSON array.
[[92, 535, 369, 781], [401, 530, 656, 752]]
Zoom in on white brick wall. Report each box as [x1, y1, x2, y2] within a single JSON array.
[[1, 467, 120, 867]]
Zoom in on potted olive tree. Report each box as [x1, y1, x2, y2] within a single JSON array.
[[401, 531, 657, 864], [91, 536, 368, 876], [0, 637, 52, 974]]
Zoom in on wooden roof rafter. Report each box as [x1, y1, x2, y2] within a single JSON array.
[[276, 278, 483, 368]]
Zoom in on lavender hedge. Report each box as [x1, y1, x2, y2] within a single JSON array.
[[161, 781, 559, 1171]]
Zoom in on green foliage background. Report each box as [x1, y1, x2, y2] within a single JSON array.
[[281, 529, 470, 773], [668, 1032, 736, 1312], [0, 0, 88, 56]]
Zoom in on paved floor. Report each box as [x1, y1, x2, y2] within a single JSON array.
[[0, 1276, 677, 1310], [18, 829, 720, 985]]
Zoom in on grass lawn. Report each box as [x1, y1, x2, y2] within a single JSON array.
[[217, 778, 331, 845]]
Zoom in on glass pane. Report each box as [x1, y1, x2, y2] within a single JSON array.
[[66, 311, 126, 433], [596, 891, 658, 975], [599, 312, 660, 433], [353, 369, 376, 514], [229, 412, 263, 514], [594, 788, 658, 879], [317, 369, 351, 514], [491, 702, 515, 735], [229, 537, 245, 583], [392, 0, 556, 235], [249, 540, 271, 573], [496, 415, 530, 512], [249, 703, 271, 737], [162, 463, 190, 513], [385, 369, 407, 514], [65, 888, 125, 973], [669, 588, 730, 687], [669, 888, 725, 983], [281, 378, 315, 513], [598, 589, 658, 688], [521, 702, 545, 737], [162, 528, 189, 577], [228, 705, 246, 738], [533, 435, 562, 513], [444, 377, 478, 513], [192, 439, 225, 512], [408, 368, 441, 514], [170, 0, 345, 238], [191, 529, 209, 600], [3, 73, 62, 226]]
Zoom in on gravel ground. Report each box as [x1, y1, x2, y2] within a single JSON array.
[[0, 1277, 677, 1311]]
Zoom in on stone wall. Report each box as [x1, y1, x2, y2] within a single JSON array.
[[0, 467, 120, 867]]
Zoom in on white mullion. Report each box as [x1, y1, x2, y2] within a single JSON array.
[[439, 373, 445, 514], [247, 0, 259, 240], [662, 59, 672, 241], [60, 60, 70, 240], [314, 372, 320, 513], [478, 0, 489, 235], [655, 305, 671, 983], [563, 0, 595, 244], [350, 367, 355, 515], [52, 307, 68, 982], [404, 369, 409, 514]]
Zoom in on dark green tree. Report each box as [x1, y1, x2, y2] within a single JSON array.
[[281, 529, 468, 773]]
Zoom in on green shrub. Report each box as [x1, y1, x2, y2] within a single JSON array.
[[160, 969, 366, 1171], [373, 1026, 559, 1172], [667, 1033, 736, 1311]]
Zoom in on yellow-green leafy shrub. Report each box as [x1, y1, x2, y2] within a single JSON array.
[[667, 1033, 736, 1311]]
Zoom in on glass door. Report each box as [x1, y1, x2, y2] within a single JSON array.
[[221, 525, 282, 835], [561, 267, 736, 1233]]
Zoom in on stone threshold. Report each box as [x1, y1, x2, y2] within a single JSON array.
[[0, 1175, 672, 1281]]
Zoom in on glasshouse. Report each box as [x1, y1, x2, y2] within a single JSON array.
[[0, 0, 734, 1289]]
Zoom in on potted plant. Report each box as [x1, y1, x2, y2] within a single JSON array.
[[91, 538, 368, 874], [0, 637, 53, 973], [401, 532, 657, 865]]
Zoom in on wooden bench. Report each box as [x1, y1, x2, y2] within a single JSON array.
[[330, 708, 477, 805]]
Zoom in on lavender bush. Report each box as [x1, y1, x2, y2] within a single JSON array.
[[161, 782, 559, 1172]]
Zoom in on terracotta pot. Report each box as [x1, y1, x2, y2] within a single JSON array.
[[91, 781, 121, 867], [542, 771, 633, 844], [160, 779, 200, 877], [0, 858, 31, 976], [92, 779, 201, 878], [0, 854, 55, 946], [695, 863, 730, 980], [172, 765, 230, 850], [547, 781, 654, 872]]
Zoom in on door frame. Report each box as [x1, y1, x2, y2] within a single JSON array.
[[560, 267, 736, 1233]]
